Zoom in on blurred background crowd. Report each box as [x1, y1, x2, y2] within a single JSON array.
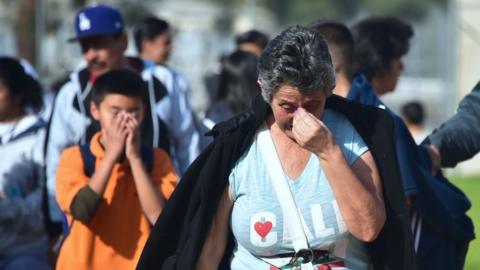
[[1, 0, 480, 269], [1, 0, 479, 173]]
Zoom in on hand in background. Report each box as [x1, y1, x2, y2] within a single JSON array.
[[425, 143, 441, 175]]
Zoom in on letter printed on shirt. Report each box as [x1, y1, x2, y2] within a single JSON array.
[[310, 204, 335, 238]]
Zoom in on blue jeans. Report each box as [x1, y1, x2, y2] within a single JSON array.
[[0, 244, 50, 270]]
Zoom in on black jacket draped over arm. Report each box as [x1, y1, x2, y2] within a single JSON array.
[[137, 95, 416, 270]]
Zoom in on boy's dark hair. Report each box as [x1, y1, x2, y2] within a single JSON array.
[[91, 69, 146, 105], [133, 17, 170, 53], [0, 56, 43, 112], [235, 30, 269, 50], [402, 100, 425, 125], [352, 16, 413, 80], [308, 20, 355, 81]]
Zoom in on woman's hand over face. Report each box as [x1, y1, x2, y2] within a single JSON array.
[[292, 108, 336, 158]]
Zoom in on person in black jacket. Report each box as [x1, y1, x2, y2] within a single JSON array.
[[137, 26, 416, 270], [426, 81, 480, 170]]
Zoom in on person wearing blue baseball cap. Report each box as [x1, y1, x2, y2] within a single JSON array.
[[69, 5, 125, 41], [65, 4, 127, 78], [45, 4, 202, 265]]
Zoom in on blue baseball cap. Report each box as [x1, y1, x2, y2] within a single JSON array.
[[69, 4, 124, 41]]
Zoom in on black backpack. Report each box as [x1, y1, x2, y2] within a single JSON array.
[[79, 143, 154, 177]]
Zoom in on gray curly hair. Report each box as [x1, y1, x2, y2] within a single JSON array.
[[258, 25, 335, 102]]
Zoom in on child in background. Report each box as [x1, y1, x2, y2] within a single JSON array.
[[55, 69, 177, 270], [401, 100, 428, 144], [0, 57, 50, 270]]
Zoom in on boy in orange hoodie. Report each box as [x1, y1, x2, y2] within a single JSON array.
[[55, 69, 177, 270]]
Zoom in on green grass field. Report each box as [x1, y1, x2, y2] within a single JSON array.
[[452, 174, 480, 270]]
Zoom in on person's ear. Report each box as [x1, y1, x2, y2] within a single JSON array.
[[119, 32, 128, 52], [141, 39, 150, 53], [90, 101, 100, 121]]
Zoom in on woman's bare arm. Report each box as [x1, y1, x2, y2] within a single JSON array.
[[292, 108, 385, 241], [321, 149, 385, 242], [195, 186, 234, 270]]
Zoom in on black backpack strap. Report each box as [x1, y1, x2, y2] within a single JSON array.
[[140, 144, 154, 172], [79, 142, 95, 178], [73, 69, 100, 143], [80, 142, 153, 178], [74, 142, 152, 245], [72, 68, 90, 113]]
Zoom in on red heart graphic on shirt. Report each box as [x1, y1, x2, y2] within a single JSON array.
[[254, 221, 272, 238]]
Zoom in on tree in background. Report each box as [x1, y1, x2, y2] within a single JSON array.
[[15, 0, 36, 66], [210, 0, 448, 25]]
